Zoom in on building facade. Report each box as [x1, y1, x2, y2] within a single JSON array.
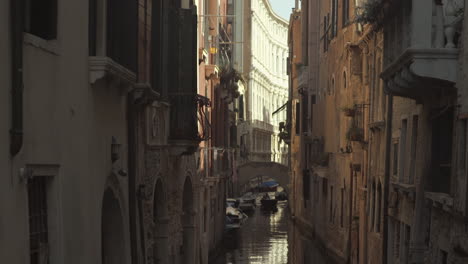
[[1, 0, 235, 263], [289, 0, 374, 262], [233, 0, 289, 166], [288, 0, 468, 264], [380, 0, 467, 263]]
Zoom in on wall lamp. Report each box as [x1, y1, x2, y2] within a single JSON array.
[[111, 136, 121, 163]]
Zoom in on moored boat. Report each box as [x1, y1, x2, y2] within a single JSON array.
[[260, 193, 277, 210]]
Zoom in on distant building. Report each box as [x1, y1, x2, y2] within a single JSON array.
[[233, 0, 289, 166]]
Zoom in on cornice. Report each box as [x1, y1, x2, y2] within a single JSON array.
[[257, 0, 289, 25]]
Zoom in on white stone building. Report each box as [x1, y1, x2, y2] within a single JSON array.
[[233, 0, 289, 166]]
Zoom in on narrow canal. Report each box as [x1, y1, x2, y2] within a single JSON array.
[[212, 194, 289, 264]]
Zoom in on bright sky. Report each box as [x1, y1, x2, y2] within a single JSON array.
[[268, 0, 295, 20]]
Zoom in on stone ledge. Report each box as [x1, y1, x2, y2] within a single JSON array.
[[381, 48, 458, 99], [425, 192, 453, 212], [369, 120, 385, 130], [24, 33, 60, 55], [89, 56, 137, 89]]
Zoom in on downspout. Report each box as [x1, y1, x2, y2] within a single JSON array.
[[128, 0, 141, 261], [347, 166, 354, 264], [382, 95, 393, 264], [10, 0, 24, 157]]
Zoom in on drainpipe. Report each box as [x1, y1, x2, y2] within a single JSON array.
[[10, 0, 24, 157], [347, 166, 354, 264], [382, 95, 393, 264]]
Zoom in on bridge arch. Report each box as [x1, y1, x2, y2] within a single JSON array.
[[236, 162, 289, 195]]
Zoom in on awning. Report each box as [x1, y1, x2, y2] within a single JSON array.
[[260, 181, 279, 188], [272, 101, 289, 116]]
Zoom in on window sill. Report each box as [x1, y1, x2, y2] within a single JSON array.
[[425, 192, 453, 212], [391, 182, 416, 201], [369, 120, 385, 131], [89, 56, 137, 91], [23, 33, 59, 56]]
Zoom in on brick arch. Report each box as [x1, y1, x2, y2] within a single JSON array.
[[237, 162, 289, 194]]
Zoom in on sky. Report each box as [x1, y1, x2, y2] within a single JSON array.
[[268, 0, 295, 20]]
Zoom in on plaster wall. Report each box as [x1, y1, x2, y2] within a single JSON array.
[[0, 1, 132, 263]]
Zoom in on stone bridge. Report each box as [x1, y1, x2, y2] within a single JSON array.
[[235, 162, 289, 195]]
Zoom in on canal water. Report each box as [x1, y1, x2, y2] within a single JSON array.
[[212, 195, 289, 264]]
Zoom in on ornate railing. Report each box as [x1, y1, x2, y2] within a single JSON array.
[[168, 6, 199, 143]]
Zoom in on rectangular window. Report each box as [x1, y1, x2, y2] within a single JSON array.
[[393, 142, 399, 176], [89, 0, 97, 55], [302, 0, 309, 64], [151, 0, 164, 94], [210, 198, 215, 218], [399, 223, 405, 260], [331, 0, 338, 38], [296, 102, 301, 135], [303, 170, 310, 206], [404, 225, 411, 263], [459, 120, 467, 170], [323, 15, 328, 52], [430, 108, 454, 194], [399, 119, 408, 182], [322, 178, 328, 197], [409, 115, 419, 184], [239, 95, 245, 119], [342, 0, 350, 27], [230, 125, 237, 148], [440, 250, 448, 264], [329, 186, 334, 223], [28, 177, 49, 264], [302, 96, 309, 133], [394, 221, 401, 259], [25, 0, 57, 40], [203, 206, 207, 232], [107, 0, 138, 71], [340, 188, 344, 228]]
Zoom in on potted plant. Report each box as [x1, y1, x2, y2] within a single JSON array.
[[355, 1, 383, 25], [341, 106, 356, 117], [346, 127, 364, 142]]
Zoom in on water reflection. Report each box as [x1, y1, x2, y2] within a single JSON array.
[[212, 198, 289, 264]]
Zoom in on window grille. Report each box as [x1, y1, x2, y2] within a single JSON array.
[[28, 177, 49, 264]]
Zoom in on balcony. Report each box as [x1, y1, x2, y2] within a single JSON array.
[[168, 6, 199, 149], [251, 120, 274, 132], [380, 0, 463, 100], [89, 57, 136, 91]]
